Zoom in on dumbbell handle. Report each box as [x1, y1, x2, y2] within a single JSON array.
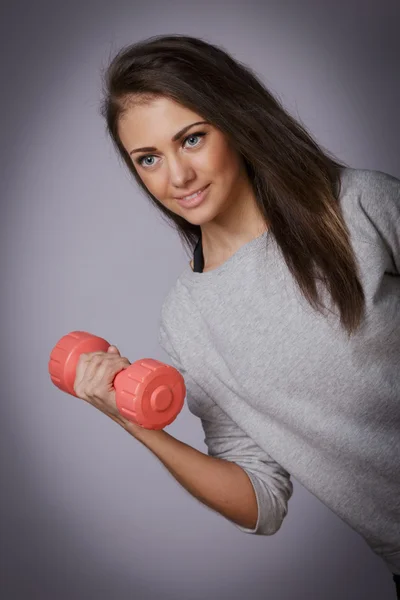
[[48, 331, 186, 430]]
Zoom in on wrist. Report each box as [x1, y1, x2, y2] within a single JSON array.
[[124, 419, 167, 444], [123, 418, 149, 437]]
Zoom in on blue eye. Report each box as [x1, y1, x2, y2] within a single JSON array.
[[137, 131, 206, 168], [185, 132, 205, 147], [139, 156, 156, 167]]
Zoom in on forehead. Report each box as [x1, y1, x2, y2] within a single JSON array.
[[118, 96, 203, 147]]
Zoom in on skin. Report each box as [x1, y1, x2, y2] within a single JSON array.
[[73, 96, 269, 423], [73, 345, 140, 432], [70, 99, 265, 531], [118, 95, 267, 271]]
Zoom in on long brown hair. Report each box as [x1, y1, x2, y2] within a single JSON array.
[[99, 34, 365, 336]]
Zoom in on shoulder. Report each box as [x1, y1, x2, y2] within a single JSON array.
[[160, 281, 180, 325], [338, 167, 400, 241], [159, 275, 191, 331], [339, 167, 400, 210], [338, 167, 400, 273]]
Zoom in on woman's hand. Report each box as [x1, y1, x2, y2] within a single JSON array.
[[73, 345, 132, 429]]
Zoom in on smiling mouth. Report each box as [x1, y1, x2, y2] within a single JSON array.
[[175, 184, 210, 208], [175, 184, 209, 201]]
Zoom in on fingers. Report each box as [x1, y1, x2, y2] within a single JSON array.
[[107, 345, 120, 355], [74, 351, 130, 402], [84, 354, 128, 388]]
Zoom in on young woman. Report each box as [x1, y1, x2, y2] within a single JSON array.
[[74, 34, 400, 596]]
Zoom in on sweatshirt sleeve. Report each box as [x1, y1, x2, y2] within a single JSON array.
[[158, 321, 294, 536]]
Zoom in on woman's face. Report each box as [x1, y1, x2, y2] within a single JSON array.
[[117, 95, 250, 225]]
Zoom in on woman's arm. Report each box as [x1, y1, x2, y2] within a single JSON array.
[[126, 423, 258, 530], [125, 320, 293, 535]]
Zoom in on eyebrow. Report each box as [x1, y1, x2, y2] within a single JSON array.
[[129, 121, 209, 156]]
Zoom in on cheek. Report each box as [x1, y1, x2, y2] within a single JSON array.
[[140, 172, 167, 197], [206, 143, 238, 178]]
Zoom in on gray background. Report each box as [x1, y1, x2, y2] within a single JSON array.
[[1, 1, 399, 598]]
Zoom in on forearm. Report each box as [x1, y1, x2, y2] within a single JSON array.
[[125, 423, 258, 530]]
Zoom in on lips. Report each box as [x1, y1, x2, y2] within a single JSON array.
[[175, 185, 208, 200], [176, 184, 210, 208]]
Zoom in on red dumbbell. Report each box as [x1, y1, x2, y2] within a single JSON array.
[[48, 331, 186, 430]]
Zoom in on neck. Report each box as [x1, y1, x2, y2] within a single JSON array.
[[200, 187, 268, 270]]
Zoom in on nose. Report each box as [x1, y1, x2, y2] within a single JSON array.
[[168, 154, 196, 189]]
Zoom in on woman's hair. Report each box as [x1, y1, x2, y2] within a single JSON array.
[[99, 34, 365, 336]]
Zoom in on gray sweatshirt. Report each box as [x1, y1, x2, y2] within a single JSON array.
[[157, 167, 400, 574]]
